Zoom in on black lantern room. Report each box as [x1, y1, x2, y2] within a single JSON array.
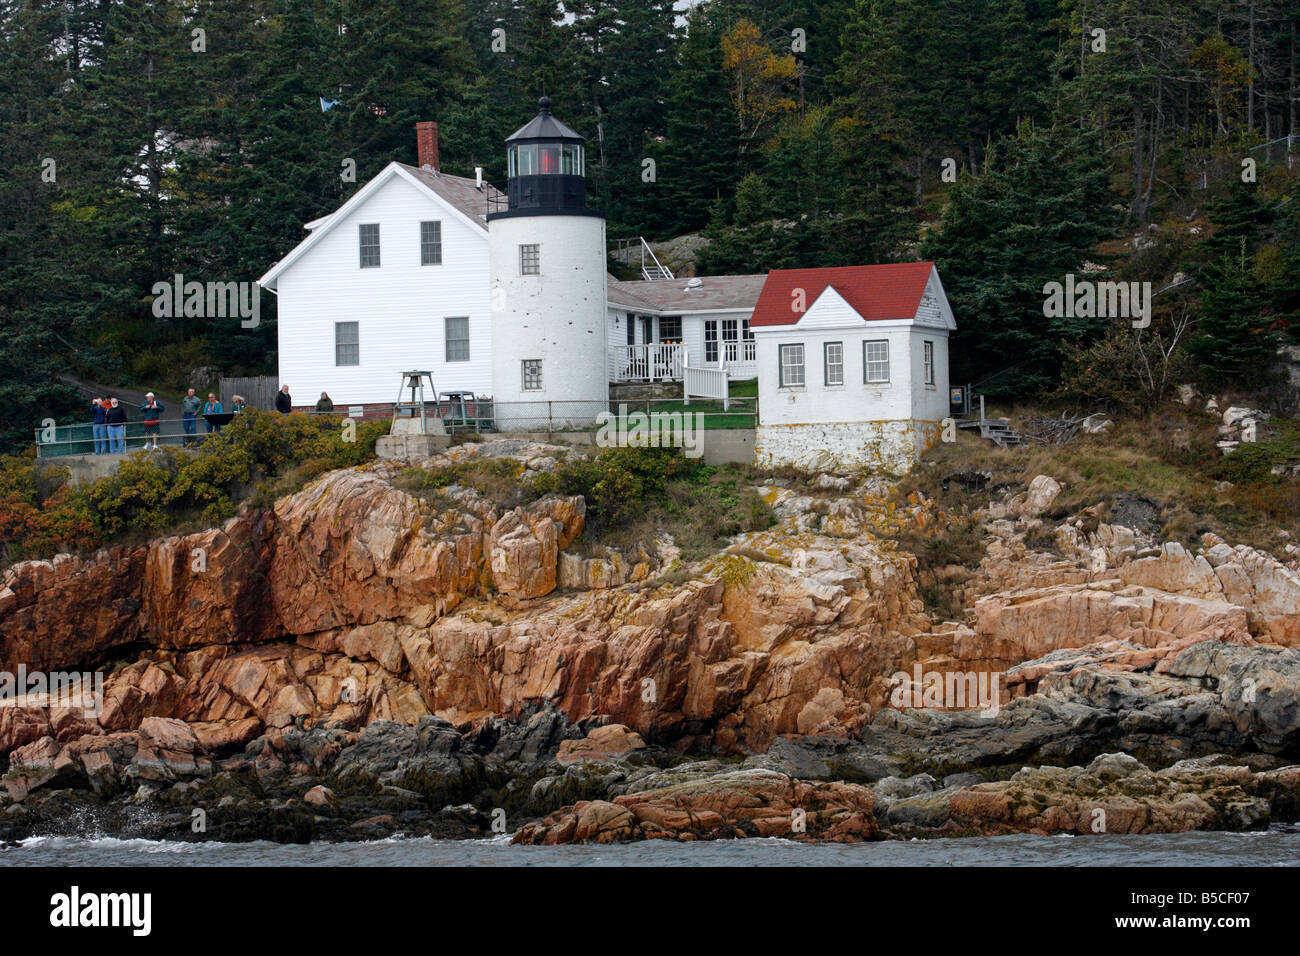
[[488, 97, 601, 219]]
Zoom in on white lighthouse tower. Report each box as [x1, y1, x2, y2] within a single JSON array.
[[488, 97, 608, 430]]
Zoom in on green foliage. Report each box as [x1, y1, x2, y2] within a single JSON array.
[[529, 446, 699, 535], [1057, 319, 1192, 414], [1187, 255, 1281, 388], [920, 121, 1117, 395], [3, 0, 1299, 438], [1212, 420, 1300, 485], [0, 409, 384, 558]]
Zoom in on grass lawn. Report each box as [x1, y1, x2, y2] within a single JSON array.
[[640, 378, 758, 429]]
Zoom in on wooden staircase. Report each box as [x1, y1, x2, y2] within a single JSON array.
[[955, 393, 1025, 448], [957, 416, 1024, 447]]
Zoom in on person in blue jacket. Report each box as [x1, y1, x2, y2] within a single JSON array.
[[91, 398, 108, 455], [202, 393, 223, 433]]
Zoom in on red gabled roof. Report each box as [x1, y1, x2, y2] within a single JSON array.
[[749, 262, 935, 327]]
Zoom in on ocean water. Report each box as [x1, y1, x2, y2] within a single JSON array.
[[4, 829, 1299, 866]]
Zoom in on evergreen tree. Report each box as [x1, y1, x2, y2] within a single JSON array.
[[1188, 254, 1279, 386], [656, 5, 743, 236], [825, 0, 914, 263], [919, 121, 1116, 395]]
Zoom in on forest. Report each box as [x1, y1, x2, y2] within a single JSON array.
[[1, 0, 1298, 453]]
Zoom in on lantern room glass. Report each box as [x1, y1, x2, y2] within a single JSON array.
[[509, 142, 582, 178], [562, 144, 583, 175]]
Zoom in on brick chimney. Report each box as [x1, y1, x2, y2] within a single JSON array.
[[416, 121, 439, 172]]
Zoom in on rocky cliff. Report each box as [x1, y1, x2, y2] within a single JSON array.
[[2, 440, 1298, 843]]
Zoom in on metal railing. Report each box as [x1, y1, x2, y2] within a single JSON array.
[[608, 396, 757, 430], [610, 343, 687, 383], [35, 417, 229, 458], [33, 393, 760, 458], [610, 236, 674, 280]]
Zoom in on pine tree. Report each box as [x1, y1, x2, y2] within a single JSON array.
[[657, 5, 743, 236], [1188, 254, 1279, 386], [919, 121, 1116, 395], [825, 0, 914, 264]]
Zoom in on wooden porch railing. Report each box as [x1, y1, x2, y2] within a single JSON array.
[[611, 343, 687, 382]]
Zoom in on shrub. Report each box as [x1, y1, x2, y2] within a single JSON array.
[[0, 409, 386, 560]]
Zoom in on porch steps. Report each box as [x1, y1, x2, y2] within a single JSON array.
[[957, 417, 1024, 447]]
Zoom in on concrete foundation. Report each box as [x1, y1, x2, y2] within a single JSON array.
[[375, 433, 452, 460], [609, 381, 684, 402], [754, 420, 941, 474]]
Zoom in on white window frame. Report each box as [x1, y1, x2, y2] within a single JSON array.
[[519, 243, 540, 275], [421, 221, 442, 265], [864, 339, 890, 383], [521, 358, 543, 391], [923, 340, 936, 386], [704, 320, 718, 363], [445, 316, 469, 362], [779, 343, 805, 388], [335, 321, 359, 366], [358, 224, 380, 268], [824, 341, 844, 386]]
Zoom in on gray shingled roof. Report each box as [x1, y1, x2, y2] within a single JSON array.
[[402, 164, 501, 230], [607, 274, 766, 314]]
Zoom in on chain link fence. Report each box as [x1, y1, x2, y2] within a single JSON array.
[[35, 395, 759, 458]]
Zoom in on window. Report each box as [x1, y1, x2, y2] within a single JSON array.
[[420, 221, 442, 265], [358, 224, 380, 268], [824, 342, 844, 386], [742, 319, 755, 361], [704, 320, 718, 363], [659, 316, 682, 341], [521, 359, 543, 391], [626, 314, 636, 346], [335, 322, 359, 366], [539, 145, 560, 174], [864, 340, 890, 383], [561, 143, 583, 175], [779, 344, 805, 387], [445, 316, 469, 362], [520, 244, 540, 275], [509, 144, 537, 177], [924, 340, 935, 385]]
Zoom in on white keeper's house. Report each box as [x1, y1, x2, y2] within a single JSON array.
[[258, 99, 765, 425], [750, 262, 954, 471], [260, 97, 956, 468]]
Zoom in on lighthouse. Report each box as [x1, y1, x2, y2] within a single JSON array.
[[488, 97, 608, 429]]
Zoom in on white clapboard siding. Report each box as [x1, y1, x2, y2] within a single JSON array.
[[274, 174, 492, 406]]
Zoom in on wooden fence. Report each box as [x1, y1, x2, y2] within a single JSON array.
[[683, 365, 730, 409], [218, 375, 279, 410]]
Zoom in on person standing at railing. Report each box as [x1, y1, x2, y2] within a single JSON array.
[[91, 399, 108, 455], [140, 393, 164, 450], [181, 388, 201, 447], [105, 397, 127, 453], [202, 393, 223, 433], [275, 385, 292, 414], [315, 392, 333, 413]]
